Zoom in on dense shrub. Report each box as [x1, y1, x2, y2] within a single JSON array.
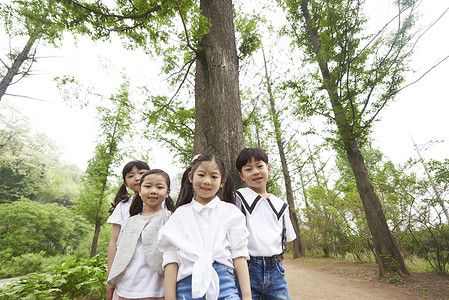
[[403, 224, 449, 273], [0, 252, 44, 278], [0, 200, 90, 256], [0, 256, 107, 299]]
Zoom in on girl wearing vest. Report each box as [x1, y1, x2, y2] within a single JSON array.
[[158, 154, 252, 300], [107, 169, 173, 300], [235, 147, 297, 300]]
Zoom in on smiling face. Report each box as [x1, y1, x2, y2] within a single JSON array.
[[124, 166, 148, 194], [139, 173, 170, 214], [189, 160, 225, 205], [238, 157, 271, 196]]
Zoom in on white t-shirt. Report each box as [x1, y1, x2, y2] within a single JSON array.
[[236, 187, 296, 257], [107, 197, 133, 226], [107, 197, 133, 245], [158, 197, 249, 300], [114, 236, 164, 298]]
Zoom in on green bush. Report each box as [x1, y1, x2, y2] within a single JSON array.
[[403, 224, 449, 273], [0, 250, 86, 279], [0, 251, 45, 278], [0, 200, 90, 257], [0, 256, 107, 299]]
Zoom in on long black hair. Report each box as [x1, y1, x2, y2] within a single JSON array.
[[108, 160, 150, 214], [130, 169, 175, 216], [175, 154, 235, 209]]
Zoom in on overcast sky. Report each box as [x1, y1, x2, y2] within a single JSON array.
[[2, 0, 448, 176]]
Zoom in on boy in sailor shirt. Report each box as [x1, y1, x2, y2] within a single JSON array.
[[235, 147, 296, 300]]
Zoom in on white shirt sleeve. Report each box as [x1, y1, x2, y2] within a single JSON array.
[[284, 208, 297, 242], [227, 207, 249, 259], [157, 214, 181, 267], [107, 201, 129, 226]]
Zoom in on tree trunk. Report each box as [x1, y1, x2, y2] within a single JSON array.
[[346, 141, 409, 276], [194, 0, 244, 187], [90, 220, 101, 258], [280, 144, 305, 258], [262, 48, 304, 257], [0, 33, 38, 101]]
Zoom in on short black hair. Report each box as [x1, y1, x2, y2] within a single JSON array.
[[235, 147, 269, 172]]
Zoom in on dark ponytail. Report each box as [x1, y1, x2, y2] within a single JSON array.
[[130, 193, 144, 217], [109, 184, 129, 214], [175, 167, 194, 209], [221, 174, 236, 204], [164, 196, 175, 212], [108, 160, 150, 214]]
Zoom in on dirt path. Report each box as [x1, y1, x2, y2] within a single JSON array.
[[284, 259, 446, 300]]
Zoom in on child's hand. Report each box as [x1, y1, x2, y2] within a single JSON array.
[[107, 284, 115, 300]]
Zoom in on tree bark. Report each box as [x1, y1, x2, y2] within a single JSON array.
[[0, 33, 38, 101], [346, 141, 409, 276], [90, 220, 101, 258], [194, 0, 244, 186]]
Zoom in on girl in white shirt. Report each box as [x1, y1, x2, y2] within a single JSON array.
[[107, 160, 150, 299], [158, 154, 252, 300], [108, 169, 173, 300]]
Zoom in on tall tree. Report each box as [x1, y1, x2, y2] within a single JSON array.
[[0, 1, 64, 100], [0, 30, 39, 100], [261, 48, 304, 257], [277, 0, 424, 276], [14, 0, 253, 183], [193, 0, 244, 184], [412, 139, 449, 221], [76, 81, 132, 257], [0, 102, 59, 203]]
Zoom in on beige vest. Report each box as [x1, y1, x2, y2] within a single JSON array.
[[108, 209, 171, 286]]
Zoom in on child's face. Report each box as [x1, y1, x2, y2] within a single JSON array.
[[139, 173, 170, 210], [189, 161, 225, 205], [238, 157, 271, 192], [124, 166, 148, 193]]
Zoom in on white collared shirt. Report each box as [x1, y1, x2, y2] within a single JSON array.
[[158, 196, 249, 300], [236, 187, 296, 257]]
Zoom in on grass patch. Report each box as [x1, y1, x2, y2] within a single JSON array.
[[405, 256, 435, 273]]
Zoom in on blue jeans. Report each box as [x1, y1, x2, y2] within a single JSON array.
[[176, 262, 240, 300], [246, 256, 291, 300]]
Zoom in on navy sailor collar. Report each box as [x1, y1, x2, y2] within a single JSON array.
[[236, 187, 287, 220]]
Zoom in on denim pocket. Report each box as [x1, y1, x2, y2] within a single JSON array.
[[276, 261, 286, 275], [224, 265, 236, 279]]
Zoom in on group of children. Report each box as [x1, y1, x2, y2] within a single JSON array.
[[106, 148, 297, 300]]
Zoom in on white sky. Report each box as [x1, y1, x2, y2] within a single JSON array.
[[368, 0, 449, 163], [1, 0, 448, 177]]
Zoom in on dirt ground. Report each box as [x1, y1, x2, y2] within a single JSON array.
[[1, 258, 448, 299], [284, 258, 449, 300]]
